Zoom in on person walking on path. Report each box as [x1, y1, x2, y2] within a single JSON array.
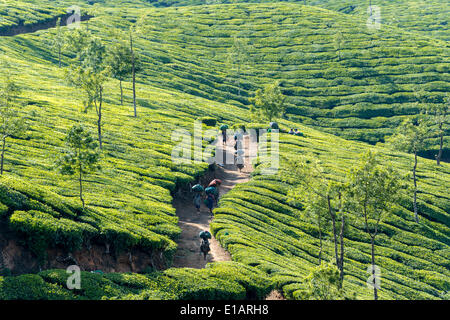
[[208, 179, 222, 205], [191, 183, 204, 213], [193, 192, 202, 213], [205, 193, 215, 215], [220, 124, 229, 145]]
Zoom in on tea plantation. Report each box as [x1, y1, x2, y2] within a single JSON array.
[[2, 2, 449, 152], [0, 0, 448, 300], [212, 122, 450, 299], [120, 3, 449, 155], [0, 3, 253, 264]]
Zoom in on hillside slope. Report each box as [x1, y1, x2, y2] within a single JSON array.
[[131, 3, 449, 157], [3, 2, 448, 155], [0, 6, 252, 272], [0, 2, 447, 300], [136, 0, 450, 41], [212, 121, 450, 300]]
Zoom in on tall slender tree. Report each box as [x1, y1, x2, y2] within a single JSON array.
[[334, 30, 344, 61], [422, 95, 449, 166], [106, 42, 131, 106], [106, 39, 141, 107], [51, 17, 66, 68], [226, 36, 253, 97], [66, 66, 108, 149], [286, 156, 346, 286], [66, 36, 108, 149], [0, 78, 25, 175], [56, 124, 100, 208], [386, 119, 430, 223], [346, 151, 403, 300]]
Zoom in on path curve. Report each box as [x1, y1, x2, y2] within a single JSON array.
[[171, 135, 251, 268]]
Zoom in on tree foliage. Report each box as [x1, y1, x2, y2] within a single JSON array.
[[386, 119, 431, 223], [56, 124, 100, 207], [50, 17, 66, 68], [0, 78, 26, 175], [106, 40, 142, 105], [387, 118, 430, 155], [346, 150, 404, 299], [250, 81, 286, 122], [296, 263, 344, 300], [286, 155, 346, 282]]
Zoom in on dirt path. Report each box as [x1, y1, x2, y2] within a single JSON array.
[[171, 135, 251, 269]]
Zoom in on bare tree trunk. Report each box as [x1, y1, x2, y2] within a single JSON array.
[[327, 197, 339, 268], [0, 137, 6, 175], [237, 63, 241, 97], [97, 87, 103, 149], [338, 214, 345, 287], [371, 235, 378, 300], [130, 32, 137, 117], [437, 122, 443, 166], [119, 80, 123, 106], [413, 151, 418, 223], [79, 163, 84, 208], [58, 47, 61, 68], [318, 217, 323, 265]]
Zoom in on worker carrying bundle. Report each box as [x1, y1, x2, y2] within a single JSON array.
[[192, 184, 204, 192], [220, 124, 229, 145], [208, 179, 222, 187], [199, 230, 212, 240], [205, 186, 216, 195]]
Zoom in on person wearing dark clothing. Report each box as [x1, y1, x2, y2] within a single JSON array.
[[205, 193, 214, 214], [222, 129, 227, 145]]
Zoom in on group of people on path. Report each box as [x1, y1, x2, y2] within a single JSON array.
[[192, 178, 222, 215], [221, 126, 245, 172], [192, 180, 219, 260], [194, 125, 247, 260]]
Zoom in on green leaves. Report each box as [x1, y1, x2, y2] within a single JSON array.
[[386, 118, 431, 154], [9, 210, 97, 260], [57, 124, 100, 177], [250, 81, 286, 122], [295, 263, 344, 300], [346, 151, 404, 233]]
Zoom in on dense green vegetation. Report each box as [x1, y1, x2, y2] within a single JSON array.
[[131, 3, 449, 156], [2, 1, 448, 154], [134, 0, 450, 42], [0, 0, 448, 300], [212, 124, 450, 299], [0, 1, 64, 30], [0, 2, 254, 263]]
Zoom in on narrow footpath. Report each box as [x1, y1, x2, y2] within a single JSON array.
[[171, 135, 251, 268]]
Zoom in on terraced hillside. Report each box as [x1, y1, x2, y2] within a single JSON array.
[[212, 122, 450, 300], [140, 0, 450, 41], [130, 3, 449, 157], [311, 0, 450, 42], [0, 4, 253, 273], [0, 1, 64, 30], [3, 2, 449, 156]]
